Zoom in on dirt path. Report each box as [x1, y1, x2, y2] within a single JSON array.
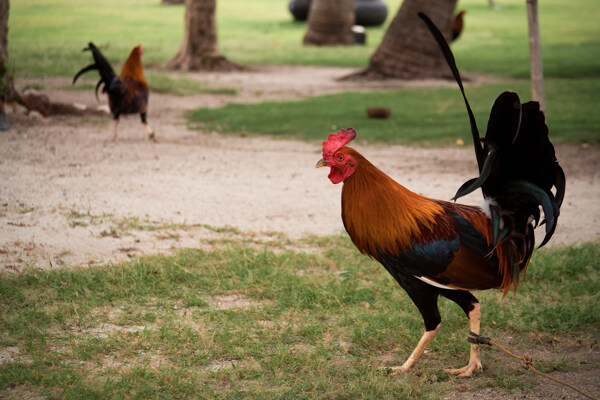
[[1, 66, 599, 271]]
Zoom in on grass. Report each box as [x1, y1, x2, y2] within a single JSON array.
[[0, 238, 598, 399], [8, 0, 600, 78], [187, 78, 600, 145], [64, 210, 201, 241]]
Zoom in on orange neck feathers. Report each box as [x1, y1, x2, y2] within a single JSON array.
[[337, 146, 524, 295], [340, 148, 444, 258], [120, 45, 147, 86]]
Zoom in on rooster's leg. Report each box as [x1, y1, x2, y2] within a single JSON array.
[[389, 324, 440, 375], [389, 278, 442, 375], [444, 301, 483, 377], [141, 112, 156, 142], [112, 119, 119, 142], [144, 123, 156, 142]]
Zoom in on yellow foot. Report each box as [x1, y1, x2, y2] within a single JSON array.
[[387, 365, 410, 376], [148, 132, 157, 142], [444, 360, 482, 377]]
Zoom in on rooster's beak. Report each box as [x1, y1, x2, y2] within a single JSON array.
[[316, 159, 328, 168]]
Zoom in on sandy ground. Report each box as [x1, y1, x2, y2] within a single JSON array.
[[0, 66, 598, 399], [1, 65, 599, 272]]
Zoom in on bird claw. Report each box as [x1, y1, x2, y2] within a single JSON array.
[[444, 361, 482, 378], [385, 365, 410, 376]]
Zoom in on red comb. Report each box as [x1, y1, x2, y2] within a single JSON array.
[[322, 128, 357, 157]]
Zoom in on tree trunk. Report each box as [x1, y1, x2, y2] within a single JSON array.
[[526, 0, 545, 112], [166, 0, 242, 71], [303, 0, 355, 46], [345, 0, 457, 79], [0, 0, 17, 130], [0, 0, 14, 98]]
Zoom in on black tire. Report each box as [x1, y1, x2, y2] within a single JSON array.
[[355, 0, 388, 27], [289, 0, 388, 27], [289, 0, 312, 22]]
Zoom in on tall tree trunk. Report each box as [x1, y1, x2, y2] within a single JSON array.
[[345, 0, 457, 79], [303, 0, 355, 46], [0, 0, 14, 98], [166, 0, 242, 71], [526, 0, 545, 112], [0, 0, 17, 130]]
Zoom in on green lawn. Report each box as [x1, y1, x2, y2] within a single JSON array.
[[187, 78, 600, 145], [1, 238, 598, 399]]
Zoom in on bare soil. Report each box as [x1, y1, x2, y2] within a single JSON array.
[[0, 65, 598, 399]]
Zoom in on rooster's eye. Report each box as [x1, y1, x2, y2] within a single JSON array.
[[337, 154, 344, 161]]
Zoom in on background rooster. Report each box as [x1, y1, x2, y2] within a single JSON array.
[[73, 43, 155, 142], [316, 14, 565, 377], [451, 10, 466, 42]]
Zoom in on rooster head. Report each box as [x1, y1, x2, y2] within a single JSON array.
[[316, 128, 357, 184]]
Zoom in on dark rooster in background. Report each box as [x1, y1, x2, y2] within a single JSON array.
[[316, 14, 565, 377], [73, 43, 155, 142]]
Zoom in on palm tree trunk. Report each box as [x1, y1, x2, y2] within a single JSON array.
[[166, 0, 242, 71], [303, 0, 355, 46], [345, 0, 457, 79]]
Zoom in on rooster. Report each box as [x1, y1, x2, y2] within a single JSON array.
[[316, 14, 565, 377], [73, 43, 155, 142], [451, 10, 466, 42]]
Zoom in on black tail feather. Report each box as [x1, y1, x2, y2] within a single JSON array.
[[419, 13, 565, 249], [72, 64, 97, 84], [451, 147, 497, 200], [554, 165, 566, 207], [417, 12, 484, 171], [94, 79, 104, 101], [72, 42, 117, 100], [505, 180, 558, 247]]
